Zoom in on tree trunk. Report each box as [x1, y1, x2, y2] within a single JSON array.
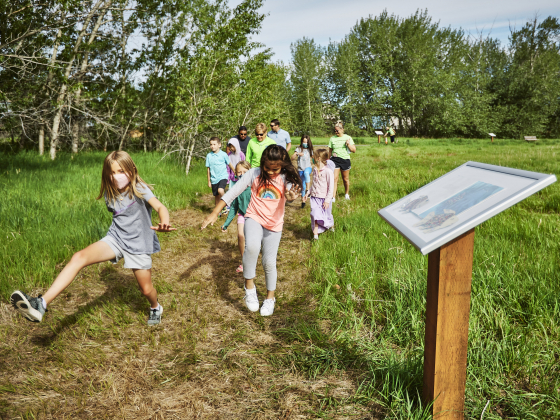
[[185, 138, 196, 175], [49, 0, 106, 159], [71, 117, 80, 153], [39, 125, 45, 155]]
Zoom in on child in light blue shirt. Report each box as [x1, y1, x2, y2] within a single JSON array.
[[206, 137, 235, 206]]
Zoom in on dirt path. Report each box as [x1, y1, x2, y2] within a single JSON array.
[[0, 196, 371, 419]]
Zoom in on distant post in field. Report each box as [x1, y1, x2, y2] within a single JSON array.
[[488, 133, 496, 143], [378, 162, 556, 419], [375, 130, 384, 144]]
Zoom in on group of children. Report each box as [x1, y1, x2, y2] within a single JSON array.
[[10, 122, 346, 327]]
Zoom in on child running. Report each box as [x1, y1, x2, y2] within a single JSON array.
[[206, 137, 235, 206], [221, 161, 252, 273], [303, 148, 335, 240], [293, 135, 313, 209], [10, 151, 176, 326], [202, 145, 302, 316]]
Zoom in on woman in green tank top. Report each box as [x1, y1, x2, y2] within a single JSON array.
[[328, 121, 356, 201]]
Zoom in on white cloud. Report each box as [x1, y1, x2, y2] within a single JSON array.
[[230, 0, 560, 62]]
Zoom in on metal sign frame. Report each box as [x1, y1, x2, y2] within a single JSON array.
[[378, 161, 556, 255]]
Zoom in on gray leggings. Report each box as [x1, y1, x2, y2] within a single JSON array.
[[243, 217, 282, 291]]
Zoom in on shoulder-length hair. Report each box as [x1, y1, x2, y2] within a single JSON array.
[[96, 151, 151, 203], [300, 135, 314, 156]]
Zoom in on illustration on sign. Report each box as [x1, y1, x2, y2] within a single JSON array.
[[407, 182, 504, 232]]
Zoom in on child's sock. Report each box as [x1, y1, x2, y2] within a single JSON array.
[[41, 297, 47, 310], [151, 303, 161, 311], [313, 234, 319, 240]]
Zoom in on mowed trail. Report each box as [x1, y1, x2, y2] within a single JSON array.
[[0, 196, 371, 419]]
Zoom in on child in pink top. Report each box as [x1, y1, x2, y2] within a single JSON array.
[[303, 148, 334, 240], [202, 144, 302, 316]]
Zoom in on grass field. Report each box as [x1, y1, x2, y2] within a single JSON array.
[[1, 138, 559, 418], [0, 152, 207, 298]]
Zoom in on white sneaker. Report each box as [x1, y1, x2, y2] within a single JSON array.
[[243, 287, 259, 312], [345, 194, 350, 200], [332, 197, 335, 203], [260, 298, 275, 316]]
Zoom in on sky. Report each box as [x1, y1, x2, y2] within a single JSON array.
[[230, 0, 560, 63]]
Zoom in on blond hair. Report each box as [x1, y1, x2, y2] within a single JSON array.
[[255, 123, 266, 134], [334, 121, 344, 133], [96, 151, 152, 203], [314, 148, 329, 165], [236, 160, 251, 172]]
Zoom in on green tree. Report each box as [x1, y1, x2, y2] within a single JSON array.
[[289, 37, 325, 135], [496, 16, 560, 138]]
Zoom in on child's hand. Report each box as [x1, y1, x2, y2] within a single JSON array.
[[323, 200, 330, 210], [201, 213, 218, 230], [151, 223, 177, 232], [286, 185, 301, 201], [208, 181, 212, 188], [221, 226, 227, 232]]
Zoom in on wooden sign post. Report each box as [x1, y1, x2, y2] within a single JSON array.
[[488, 133, 496, 143], [378, 162, 556, 420], [423, 229, 475, 419], [375, 130, 384, 144]]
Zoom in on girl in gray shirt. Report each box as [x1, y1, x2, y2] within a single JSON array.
[[11, 151, 176, 326], [293, 135, 313, 208]]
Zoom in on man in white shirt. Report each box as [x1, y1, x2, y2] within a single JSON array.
[[267, 119, 291, 151]]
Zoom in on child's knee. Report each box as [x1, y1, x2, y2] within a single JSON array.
[[245, 241, 260, 255], [139, 283, 154, 296], [262, 257, 277, 273], [70, 250, 88, 266]]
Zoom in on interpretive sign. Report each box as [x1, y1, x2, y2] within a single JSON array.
[[378, 161, 556, 255], [378, 161, 556, 419], [374, 130, 384, 135]]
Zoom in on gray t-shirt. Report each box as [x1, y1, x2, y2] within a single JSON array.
[[105, 184, 161, 255], [296, 147, 312, 171]]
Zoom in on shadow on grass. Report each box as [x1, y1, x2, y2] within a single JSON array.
[[30, 266, 147, 347], [178, 237, 246, 312]]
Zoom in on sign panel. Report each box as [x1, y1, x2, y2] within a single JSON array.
[[378, 161, 556, 254], [489, 133, 496, 137], [374, 131, 384, 135]]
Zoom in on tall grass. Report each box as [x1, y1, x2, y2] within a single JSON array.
[[0, 152, 207, 298], [292, 138, 560, 418], [2, 139, 559, 418]]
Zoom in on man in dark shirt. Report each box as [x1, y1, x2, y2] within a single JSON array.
[[229, 126, 251, 155]]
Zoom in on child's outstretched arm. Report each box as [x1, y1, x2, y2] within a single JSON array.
[[202, 168, 257, 230], [207, 167, 212, 188], [148, 197, 177, 232], [221, 200, 238, 231], [202, 200, 227, 229]]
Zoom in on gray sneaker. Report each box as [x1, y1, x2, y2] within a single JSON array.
[[10, 291, 46, 322], [147, 304, 163, 326]]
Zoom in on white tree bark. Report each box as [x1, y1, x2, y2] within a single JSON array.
[[49, 0, 105, 160]]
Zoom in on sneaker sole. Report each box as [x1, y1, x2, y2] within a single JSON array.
[[10, 291, 42, 322], [147, 306, 163, 326]]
